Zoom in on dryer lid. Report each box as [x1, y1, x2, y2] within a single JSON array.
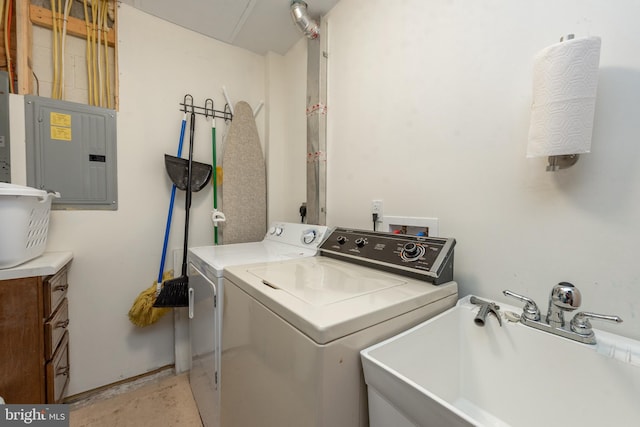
[[189, 241, 317, 278]]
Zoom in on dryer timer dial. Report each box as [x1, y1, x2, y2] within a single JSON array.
[[302, 229, 317, 244]]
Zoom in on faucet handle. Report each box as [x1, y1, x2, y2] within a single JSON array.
[[503, 290, 541, 321], [570, 311, 623, 337]]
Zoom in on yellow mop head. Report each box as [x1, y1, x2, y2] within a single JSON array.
[[128, 271, 173, 327]]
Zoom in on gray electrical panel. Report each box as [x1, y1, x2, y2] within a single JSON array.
[[0, 71, 10, 183], [25, 96, 118, 210]]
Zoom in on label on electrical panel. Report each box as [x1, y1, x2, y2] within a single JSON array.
[[51, 112, 71, 127], [51, 126, 72, 141], [50, 112, 72, 141]]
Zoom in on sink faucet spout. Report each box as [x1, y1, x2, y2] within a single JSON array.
[[547, 282, 581, 327]]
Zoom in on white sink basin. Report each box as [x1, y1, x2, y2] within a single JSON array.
[[361, 296, 640, 427]]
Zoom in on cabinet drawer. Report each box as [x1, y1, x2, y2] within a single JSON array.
[[45, 298, 69, 360], [46, 331, 69, 403], [44, 267, 69, 318]]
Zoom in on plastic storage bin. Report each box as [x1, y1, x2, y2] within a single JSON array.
[[0, 183, 60, 269]]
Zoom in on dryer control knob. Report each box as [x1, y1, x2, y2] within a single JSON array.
[[303, 230, 317, 244], [268, 226, 277, 235], [337, 236, 347, 245], [275, 226, 284, 236]]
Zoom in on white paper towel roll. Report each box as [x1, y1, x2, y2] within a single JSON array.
[[527, 36, 601, 157]]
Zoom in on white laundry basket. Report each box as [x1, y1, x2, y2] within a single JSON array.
[[0, 183, 60, 269]]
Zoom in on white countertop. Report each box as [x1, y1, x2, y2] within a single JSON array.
[[0, 252, 74, 280]]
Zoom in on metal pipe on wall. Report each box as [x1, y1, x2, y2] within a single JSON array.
[[305, 33, 327, 226], [291, 1, 327, 225], [290, 0, 319, 39]]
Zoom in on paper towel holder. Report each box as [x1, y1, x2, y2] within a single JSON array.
[[546, 34, 578, 172], [546, 154, 580, 171]]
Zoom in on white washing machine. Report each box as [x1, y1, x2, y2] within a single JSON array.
[[187, 222, 328, 427], [220, 227, 459, 427]]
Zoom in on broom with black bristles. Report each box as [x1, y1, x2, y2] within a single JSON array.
[[128, 111, 188, 326], [154, 111, 197, 308]]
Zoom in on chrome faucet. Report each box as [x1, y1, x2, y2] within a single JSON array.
[[503, 283, 623, 345], [546, 282, 581, 327]]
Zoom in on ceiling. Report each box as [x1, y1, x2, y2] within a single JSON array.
[[119, 0, 340, 55]]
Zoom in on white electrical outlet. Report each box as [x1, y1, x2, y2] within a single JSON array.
[[371, 200, 383, 218]]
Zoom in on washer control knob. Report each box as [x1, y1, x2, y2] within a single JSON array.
[[302, 229, 317, 244], [401, 242, 425, 261], [275, 227, 284, 236], [403, 242, 420, 257], [268, 226, 277, 235], [355, 237, 367, 248], [336, 236, 347, 245]]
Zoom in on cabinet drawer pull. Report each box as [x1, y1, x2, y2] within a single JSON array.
[[56, 366, 69, 376], [56, 319, 70, 329], [54, 284, 69, 292]]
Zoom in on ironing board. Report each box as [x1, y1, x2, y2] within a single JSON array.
[[221, 101, 266, 243]]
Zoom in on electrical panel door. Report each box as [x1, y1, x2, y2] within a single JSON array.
[[25, 96, 117, 210]]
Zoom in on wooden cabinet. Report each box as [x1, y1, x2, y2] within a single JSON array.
[[0, 263, 71, 404]]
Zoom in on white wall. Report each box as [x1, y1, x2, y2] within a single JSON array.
[[13, 4, 266, 395], [321, 0, 640, 340], [265, 38, 308, 224]]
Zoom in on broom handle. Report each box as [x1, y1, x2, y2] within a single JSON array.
[[181, 111, 196, 277], [158, 114, 187, 284]]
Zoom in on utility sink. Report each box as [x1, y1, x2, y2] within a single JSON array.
[[361, 296, 640, 427]]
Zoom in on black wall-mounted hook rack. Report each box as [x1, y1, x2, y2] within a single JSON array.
[[179, 94, 233, 122], [183, 94, 194, 113], [223, 104, 232, 124], [204, 98, 214, 118]]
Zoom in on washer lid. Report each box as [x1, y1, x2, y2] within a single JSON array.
[[249, 259, 405, 306], [224, 257, 458, 344]]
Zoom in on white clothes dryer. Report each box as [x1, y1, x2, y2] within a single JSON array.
[[187, 222, 328, 427], [220, 227, 458, 427]]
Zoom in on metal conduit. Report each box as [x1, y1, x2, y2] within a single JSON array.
[[290, 1, 326, 225]]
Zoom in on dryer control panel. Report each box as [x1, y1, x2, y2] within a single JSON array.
[[264, 222, 329, 248], [319, 227, 455, 285]]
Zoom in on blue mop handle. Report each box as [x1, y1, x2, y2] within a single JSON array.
[[158, 114, 187, 284]]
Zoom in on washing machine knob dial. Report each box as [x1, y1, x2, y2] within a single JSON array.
[[275, 227, 284, 236], [268, 226, 277, 235], [403, 243, 419, 257], [401, 242, 424, 261], [303, 230, 317, 244], [355, 237, 367, 248], [336, 236, 347, 245]]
